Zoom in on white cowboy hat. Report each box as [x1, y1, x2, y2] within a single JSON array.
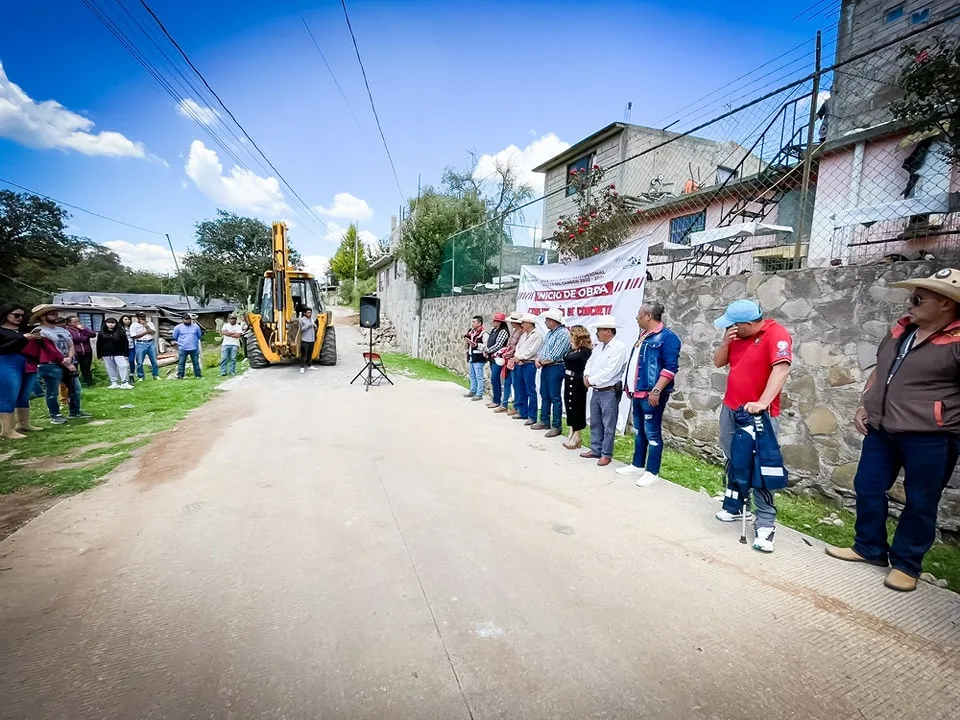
[[590, 315, 618, 330], [890, 268, 960, 303], [542, 307, 564, 323], [507, 311, 523, 323], [520, 313, 538, 325]]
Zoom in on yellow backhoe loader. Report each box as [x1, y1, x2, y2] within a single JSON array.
[[243, 222, 337, 368]]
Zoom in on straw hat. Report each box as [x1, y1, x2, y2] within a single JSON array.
[[29, 304, 61, 324], [521, 313, 538, 325], [542, 307, 564, 323], [507, 311, 523, 324], [890, 268, 960, 303], [590, 315, 618, 330]]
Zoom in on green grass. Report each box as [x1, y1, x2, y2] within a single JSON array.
[[0, 352, 233, 495], [388, 353, 960, 591]]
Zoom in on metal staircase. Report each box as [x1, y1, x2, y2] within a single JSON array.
[[677, 96, 813, 278]]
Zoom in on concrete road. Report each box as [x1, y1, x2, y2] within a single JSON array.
[[1, 320, 958, 720]]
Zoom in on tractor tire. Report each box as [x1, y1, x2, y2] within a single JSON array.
[[244, 328, 271, 368], [318, 326, 338, 366]]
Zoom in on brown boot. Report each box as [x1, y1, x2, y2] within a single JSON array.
[[884, 569, 918, 592], [507, 408, 519, 416], [493, 406, 507, 414], [563, 431, 582, 450], [0, 413, 26, 440], [14, 408, 43, 432], [824, 546, 888, 568]]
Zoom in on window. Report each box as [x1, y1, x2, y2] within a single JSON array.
[[565, 154, 594, 196], [669, 211, 706, 245], [884, 4, 905, 23], [77, 312, 104, 332], [715, 165, 738, 185], [911, 8, 930, 23]]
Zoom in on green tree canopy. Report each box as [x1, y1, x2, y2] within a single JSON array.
[[182, 211, 301, 302], [329, 223, 372, 283]]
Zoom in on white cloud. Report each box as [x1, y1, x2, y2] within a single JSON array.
[[0, 61, 147, 158], [177, 99, 220, 126], [321, 221, 380, 251], [301, 255, 330, 277], [104, 240, 181, 274], [314, 192, 374, 220], [474, 133, 570, 193], [185, 139, 289, 214]]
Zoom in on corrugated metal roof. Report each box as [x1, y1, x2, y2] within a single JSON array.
[[52, 292, 235, 313]]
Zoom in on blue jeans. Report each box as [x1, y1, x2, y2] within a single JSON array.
[[220, 345, 238, 375], [135, 341, 159, 379], [0, 353, 30, 413], [468, 361, 486, 397], [501, 369, 514, 408], [178, 349, 202, 378], [514, 363, 537, 420], [852, 428, 959, 578], [128, 347, 137, 380], [631, 394, 669, 474], [37, 364, 80, 418], [538, 364, 564, 429], [489, 359, 503, 405], [589, 389, 620, 458]]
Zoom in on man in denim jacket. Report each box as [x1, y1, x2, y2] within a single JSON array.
[[617, 302, 681, 486]]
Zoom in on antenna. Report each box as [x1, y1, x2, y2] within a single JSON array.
[[624, 101, 632, 123]]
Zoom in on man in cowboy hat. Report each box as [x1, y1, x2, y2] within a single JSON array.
[[512, 313, 543, 424], [494, 311, 524, 415], [533, 307, 571, 438], [827, 268, 960, 592], [581, 315, 628, 466]]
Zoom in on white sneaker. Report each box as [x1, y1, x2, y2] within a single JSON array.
[[119, 383, 133, 389], [715, 509, 755, 522], [299, 368, 305, 374], [635, 471, 660, 488], [107, 383, 119, 389], [753, 526, 776, 553], [615, 465, 645, 476], [307, 366, 315, 371]]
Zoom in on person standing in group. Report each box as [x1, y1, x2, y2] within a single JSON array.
[[220, 314, 244, 376], [131, 311, 160, 381], [0, 303, 44, 439], [96, 317, 132, 389], [494, 312, 523, 415], [533, 308, 571, 438], [65, 316, 97, 386], [512, 313, 544, 424], [712, 299, 792, 553], [298, 308, 316, 374], [562, 324, 593, 450], [172, 313, 204, 380], [617, 302, 682, 487], [119, 315, 136, 383], [464, 315, 488, 401], [826, 269, 960, 592], [33, 307, 89, 424], [484, 313, 510, 408], [581, 316, 628, 466]]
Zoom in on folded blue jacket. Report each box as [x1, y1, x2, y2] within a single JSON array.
[[729, 408, 788, 493]]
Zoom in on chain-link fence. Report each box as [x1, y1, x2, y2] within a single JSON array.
[[417, 3, 960, 297]]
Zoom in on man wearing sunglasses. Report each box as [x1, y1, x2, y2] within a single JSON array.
[[827, 268, 960, 592]]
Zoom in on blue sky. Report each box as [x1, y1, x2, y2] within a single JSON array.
[[0, 0, 835, 277]]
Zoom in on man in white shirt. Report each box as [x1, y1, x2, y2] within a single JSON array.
[[581, 315, 628, 466], [219, 314, 244, 376], [130, 311, 160, 380]]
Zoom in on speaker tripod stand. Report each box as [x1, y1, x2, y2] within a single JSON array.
[[350, 327, 393, 392]]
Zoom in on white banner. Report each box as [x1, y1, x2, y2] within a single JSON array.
[[515, 234, 650, 432]]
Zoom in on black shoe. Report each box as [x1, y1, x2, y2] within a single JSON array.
[[69, 412, 92, 419], [50, 416, 67, 425]]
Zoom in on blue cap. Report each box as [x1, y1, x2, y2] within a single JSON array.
[[714, 300, 762, 329]]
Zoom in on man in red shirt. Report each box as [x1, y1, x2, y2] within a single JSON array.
[[712, 300, 793, 552]]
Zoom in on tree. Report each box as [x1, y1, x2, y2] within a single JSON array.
[[329, 223, 371, 283], [182, 211, 301, 302], [891, 38, 960, 163], [554, 164, 631, 260]]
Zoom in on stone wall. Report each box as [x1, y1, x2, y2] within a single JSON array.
[[648, 261, 959, 536]]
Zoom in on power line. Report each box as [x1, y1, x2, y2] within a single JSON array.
[[793, 0, 836, 21], [137, 0, 335, 236], [339, 0, 405, 202], [291, 0, 363, 128], [0, 177, 166, 236], [0, 270, 56, 297]]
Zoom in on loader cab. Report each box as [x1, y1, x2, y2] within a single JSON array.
[[254, 273, 324, 324]]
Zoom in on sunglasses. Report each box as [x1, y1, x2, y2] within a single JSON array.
[[10, 312, 24, 317], [908, 295, 927, 307]]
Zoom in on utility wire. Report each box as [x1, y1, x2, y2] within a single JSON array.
[[339, 0, 405, 202], [0, 177, 166, 236], [291, 0, 363, 128], [0, 270, 57, 297]]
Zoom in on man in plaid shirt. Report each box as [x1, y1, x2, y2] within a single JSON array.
[[533, 308, 571, 438]]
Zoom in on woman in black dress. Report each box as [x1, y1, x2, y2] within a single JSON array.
[[563, 324, 593, 450]]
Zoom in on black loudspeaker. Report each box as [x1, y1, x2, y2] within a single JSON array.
[[359, 295, 381, 329]]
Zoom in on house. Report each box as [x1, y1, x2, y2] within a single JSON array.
[[808, 0, 960, 267], [50, 292, 236, 340], [533, 122, 766, 241]]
